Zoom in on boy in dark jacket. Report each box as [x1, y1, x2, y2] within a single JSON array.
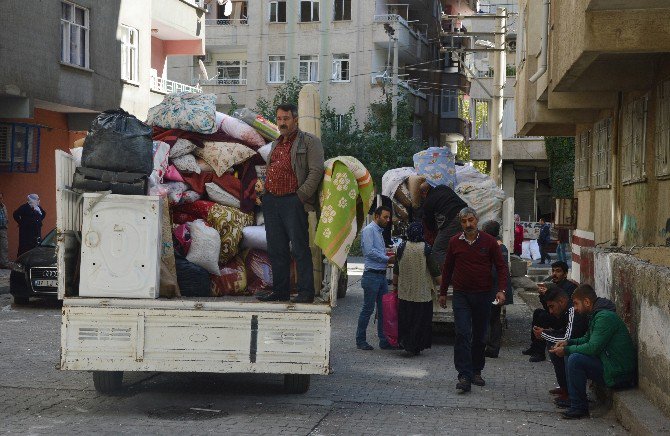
[[549, 284, 637, 419], [537, 218, 551, 264]]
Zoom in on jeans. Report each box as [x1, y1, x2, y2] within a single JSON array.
[[539, 243, 551, 264], [486, 304, 503, 356], [549, 346, 567, 389], [556, 243, 569, 263], [262, 193, 314, 298], [431, 216, 462, 271], [453, 290, 493, 381], [566, 353, 605, 411], [356, 271, 390, 347]]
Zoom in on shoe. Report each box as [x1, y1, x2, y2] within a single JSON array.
[[472, 373, 486, 387], [357, 343, 374, 351], [380, 343, 400, 350], [456, 376, 471, 393], [555, 398, 571, 409], [529, 354, 546, 362], [485, 349, 499, 358], [549, 387, 566, 395], [522, 347, 536, 356], [257, 292, 290, 302], [291, 294, 315, 304], [561, 408, 590, 419]]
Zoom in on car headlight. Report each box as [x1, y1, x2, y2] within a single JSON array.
[[10, 262, 25, 273]]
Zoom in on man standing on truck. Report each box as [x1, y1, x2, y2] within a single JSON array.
[[258, 103, 325, 304], [419, 182, 467, 269], [356, 206, 396, 351], [439, 207, 507, 394]]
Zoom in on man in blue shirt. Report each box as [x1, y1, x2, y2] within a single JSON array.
[[356, 206, 396, 351]]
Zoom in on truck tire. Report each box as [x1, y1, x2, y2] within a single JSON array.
[[283, 374, 310, 394], [336, 261, 348, 299], [92, 371, 123, 394]]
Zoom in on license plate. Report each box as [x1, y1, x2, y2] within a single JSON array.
[[34, 279, 57, 287]]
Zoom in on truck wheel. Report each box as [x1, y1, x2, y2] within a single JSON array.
[[336, 261, 348, 299], [283, 374, 310, 394], [13, 295, 29, 305], [92, 371, 123, 394]]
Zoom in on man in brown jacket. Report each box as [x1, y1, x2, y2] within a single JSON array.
[[258, 103, 324, 303]]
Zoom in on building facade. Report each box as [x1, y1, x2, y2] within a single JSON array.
[[0, 0, 205, 259], [515, 0, 670, 417]]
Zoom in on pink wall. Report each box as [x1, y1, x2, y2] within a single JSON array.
[[151, 37, 166, 76], [151, 37, 205, 76]]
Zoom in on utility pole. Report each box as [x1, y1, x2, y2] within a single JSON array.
[[490, 7, 506, 187], [384, 21, 399, 139]]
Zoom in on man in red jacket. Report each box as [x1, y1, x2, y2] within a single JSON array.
[[439, 207, 508, 393]]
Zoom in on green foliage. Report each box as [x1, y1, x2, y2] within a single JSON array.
[[255, 77, 304, 122], [545, 137, 575, 198], [227, 95, 240, 116], [348, 235, 362, 256], [457, 96, 489, 174]]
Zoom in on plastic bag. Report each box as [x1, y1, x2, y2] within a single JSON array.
[[81, 109, 154, 174], [149, 140, 170, 188], [186, 219, 221, 275], [70, 147, 83, 167], [175, 253, 211, 297], [382, 291, 399, 347], [218, 112, 265, 148], [241, 225, 267, 251], [233, 108, 280, 141], [211, 256, 248, 296]]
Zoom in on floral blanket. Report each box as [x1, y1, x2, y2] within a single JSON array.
[[316, 157, 374, 268]]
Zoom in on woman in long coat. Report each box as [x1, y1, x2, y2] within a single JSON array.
[[13, 194, 46, 256]]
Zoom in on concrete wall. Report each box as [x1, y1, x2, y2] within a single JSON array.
[[583, 247, 670, 417]]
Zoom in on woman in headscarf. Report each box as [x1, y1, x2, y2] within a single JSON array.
[[513, 214, 524, 256], [392, 222, 441, 356], [13, 194, 46, 255]]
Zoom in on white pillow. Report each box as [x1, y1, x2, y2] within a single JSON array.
[[172, 153, 201, 174], [186, 219, 221, 275], [258, 143, 272, 163], [70, 147, 83, 167], [169, 138, 198, 158], [241, 225, 267, 251], [255, 211, 264, 226], [205, 182, 240, 209]]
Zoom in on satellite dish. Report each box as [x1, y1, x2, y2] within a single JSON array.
[[198, 59, 209, 81]]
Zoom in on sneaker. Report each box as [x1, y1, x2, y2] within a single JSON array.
[[549, 387, 566, 395], [529, 354, 546, 362], [554, 398, 571, 409], [357, 343, 374, 351], [561, 408, 589, 419], [456, 376, 471, 393], [472, 373, 486, 387]]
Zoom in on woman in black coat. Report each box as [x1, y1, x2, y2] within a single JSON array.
[[13, 194, 46, 256]]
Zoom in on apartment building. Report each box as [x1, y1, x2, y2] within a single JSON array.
[[515, 0, 670, 418], [0, 0, 205, 258], [458, 1, 548, 221], [172, 0, 447, 144]]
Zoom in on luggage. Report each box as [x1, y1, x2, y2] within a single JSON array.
[[71, 167, 147, 195], [382, 291, 399, 348], [81, 109, 154, 174]]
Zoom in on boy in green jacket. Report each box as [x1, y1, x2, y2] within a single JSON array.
[[549, 284, 636, 419]]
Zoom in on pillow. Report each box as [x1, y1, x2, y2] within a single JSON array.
[[174, 200, 216, 220], [193, 141, 256, 177], [170, 138, 198, 158], [148, 92, 218, 134], [241, 225, 267, 251], [211, 256, 248, 297], [149, 141, 170, 186], [172, 153, 201, 174], [218, 113, 265, 148], [196, 157, 215, 173], [205, 182, 241, 208], [185, 219, 221, 275], [257, 142, 272, 163], [164, 165, 184, 182], [207, 204, 254, 264]]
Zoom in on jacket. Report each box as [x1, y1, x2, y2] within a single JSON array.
[[540, 303, 588, 344], [566, 298, 637, 387], [269, 129, 325, 212], [538, 223, 551, 245], [422, 185, 467, 232]]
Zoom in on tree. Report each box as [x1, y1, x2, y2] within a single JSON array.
[[255, 77, 304, 122], [545, 137, 575, 198], [457, 97, 489, 174]]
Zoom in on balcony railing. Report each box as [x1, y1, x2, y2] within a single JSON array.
[[150, 75, 201, 94], [373, 14, 429, 44], [216, 78, 247, 85], [399, 80, 426, 99], [205, 18, 248, 26]]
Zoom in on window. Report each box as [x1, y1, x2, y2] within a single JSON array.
[[217, 60, 247, 85], [120, 25, 139, 83], [61, 1, 89, 68], [335, 114, 345, 132], [217, 1, 248, 25], [620, 96, 647, 183], [333, 0, 351, 21], [441, 90, 458, 117], [268, 55, 286, 83], [269, 1, 287, 22], [331, 54, 350, 82], [575, 129, 591, 190], [300, 0, 319, 22], [655, 81, 670, 177], [592, 118, 612, 188], [0, 123, 40, 173], [299, 55, 319, 83]]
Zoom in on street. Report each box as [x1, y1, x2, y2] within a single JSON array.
[[0, 270, 626, 436]]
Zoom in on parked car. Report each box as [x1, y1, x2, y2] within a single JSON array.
[[10, 229, 57, 305]]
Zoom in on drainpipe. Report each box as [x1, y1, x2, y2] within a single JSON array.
[[529, 0, 550, 83], [611, 92, 623, 246]]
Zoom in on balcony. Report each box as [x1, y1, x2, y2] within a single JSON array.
[[216, 78, 247, 86], [205, 18, 248, 26], [373, 14, 429, 64], [440, 117, 469, 142], [442, 71, 471, 94], [151, 0, 205, 54], [150, 74, 202, 95]]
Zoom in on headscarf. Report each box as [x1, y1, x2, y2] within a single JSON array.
[[27, 194, 42, 215], [406, 222, 424, 243], [514, 214, 521, 224]]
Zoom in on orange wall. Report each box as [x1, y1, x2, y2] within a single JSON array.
[[0, 109, 85, 260]]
